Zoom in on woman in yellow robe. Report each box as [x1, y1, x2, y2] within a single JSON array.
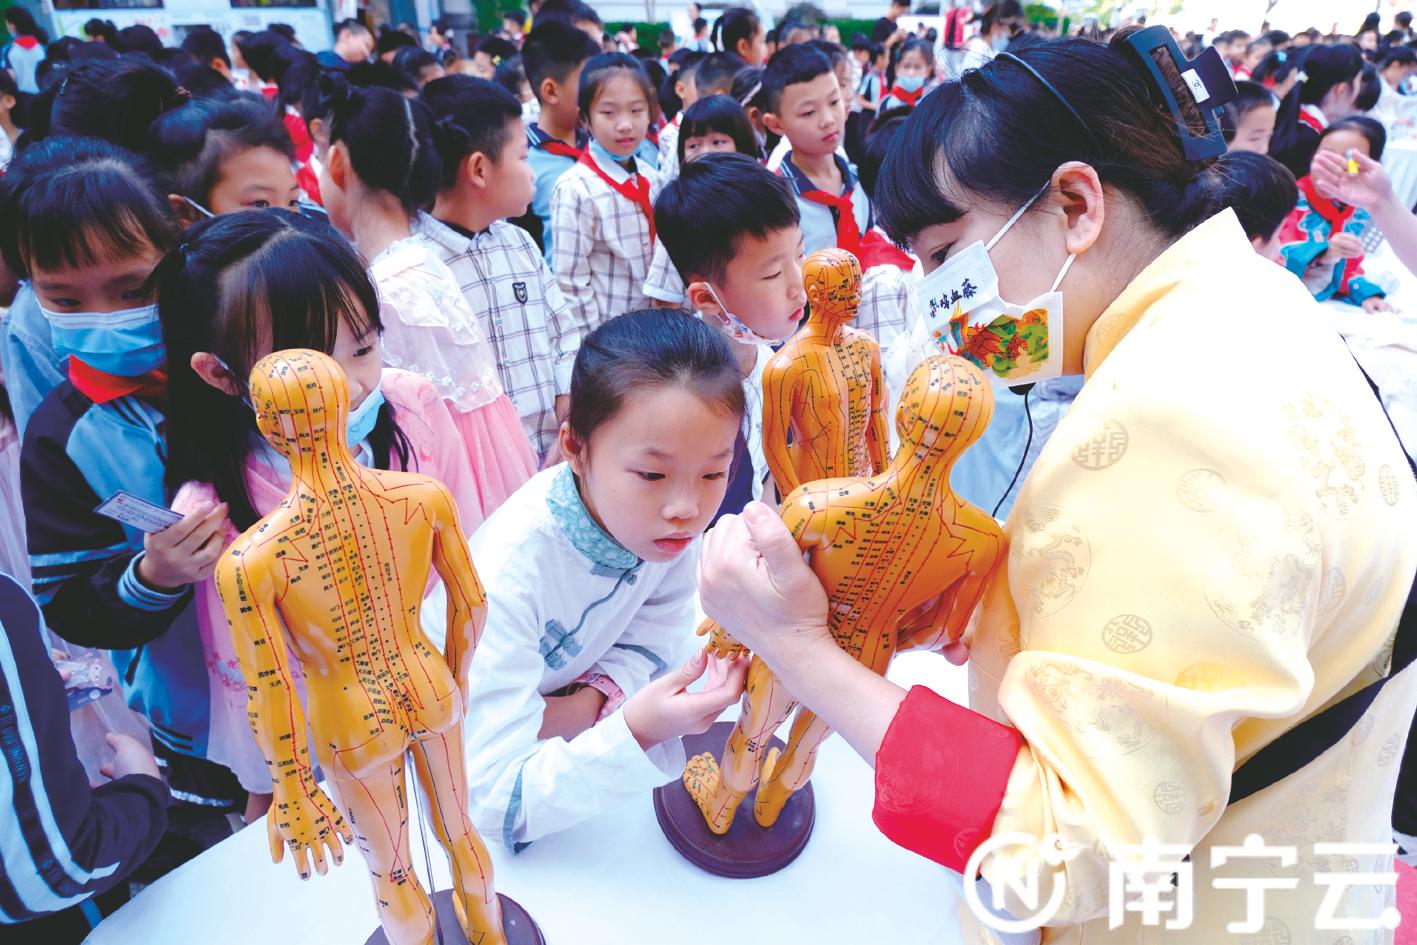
[[693, 30, 1416, 943]]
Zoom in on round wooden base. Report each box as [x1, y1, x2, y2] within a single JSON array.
[[364, 890, 545, 945], [653, 721, 815, 879]]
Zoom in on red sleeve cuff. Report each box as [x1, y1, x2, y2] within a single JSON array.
[[872, 684, 1024, 873]]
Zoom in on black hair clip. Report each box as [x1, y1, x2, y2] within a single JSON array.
[[1124, 25, 1238, 161]]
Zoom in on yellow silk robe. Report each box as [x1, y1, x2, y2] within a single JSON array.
[[964, 211, 1417, 942]]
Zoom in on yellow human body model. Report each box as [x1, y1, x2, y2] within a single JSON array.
[[761, 248, 890, 496], [215, 350, 505, 945], [684, 356, 1004, 835]]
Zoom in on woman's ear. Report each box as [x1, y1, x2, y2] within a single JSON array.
[[191, 352, 241, 397], [1050, 161, 1105, 257]]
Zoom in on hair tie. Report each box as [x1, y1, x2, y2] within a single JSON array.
[[738, 81, 762, 107]]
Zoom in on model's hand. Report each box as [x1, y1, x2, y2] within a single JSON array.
[[1311, 148, 1394, 211], [136, 501, 230, 592], [624, 650, 748, 750], [697, 502, 832, 668], [268, 779, 352, 880], [696, 619, 749, 660], [99, 732, 159, 780]]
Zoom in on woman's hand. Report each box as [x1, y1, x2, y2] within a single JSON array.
[[136, 501, 230, 592], [697, 502, 833, 667], [623, 650, 747, 750], [1312, 149, 1394, 212]]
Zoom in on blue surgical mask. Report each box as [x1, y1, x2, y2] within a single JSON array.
[[346, 384, 385, 446], [41, 302, 165, 377], [896, 74, 926, 93]]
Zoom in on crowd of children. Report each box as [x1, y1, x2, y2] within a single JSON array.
[[0, 5, 1415, 939]]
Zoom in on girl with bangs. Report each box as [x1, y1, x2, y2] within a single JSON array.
[[8, 137, 251, 819], [158, 209, 480, 805]]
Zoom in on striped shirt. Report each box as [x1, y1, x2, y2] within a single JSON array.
[[549, 149, 661, 393]]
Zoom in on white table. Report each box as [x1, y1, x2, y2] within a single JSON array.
[[85, 652, 971, 945]]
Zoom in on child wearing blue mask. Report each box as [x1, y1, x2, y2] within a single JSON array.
[[879, 37, 935, 113], [5, 137, 250, 824], [157, 209, 482, 805]]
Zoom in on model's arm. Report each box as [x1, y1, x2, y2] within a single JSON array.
[[429, 482, 486, 691], [215, 545, 351, 879]]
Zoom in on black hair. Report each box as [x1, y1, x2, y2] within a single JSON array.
[[1214, 150, 1297, 242], [578, 52, 656, 116], [859, 109, 909, 198], [477, 35, 518, 62], [1354, 62, 1381, 111], [173, 62, 240, 101], [377, 26, 418, 56], [35, 59, 187, 153], [182, 27, 231, 67], [523, 20, 600, 96], [148, 97, 295, 208], [116, 25, 162, 58], [693, 17, 709, 34], [694, 50, 745, 96], [876, 35, 1233, 246], [300, 60, 416, 125], [4, 6, 46, 43], [504, 8, 528, 27], [1250, 49, 1294, 86], [234, 30, 290, 83], [712, 7, 761, 59], [493, 54, 529, 98], [0, 136, 176, 278], [1220, 80, 1275, 142], [731, 64, 765, 108], [761, 42, 832, 113], [659, 29, 675, 49], [1261, 29, 1290, 47], [393, 45, 441, 85], [807, 38, 848, 66], [655, 151, 799, 284], [156, 210, 410, 528], [1323, 114, 1387, 161], [678, 94, 757, 164], [420, 75, 522, 189], [1297, 43, 1363, 105], [268, 23, 297, 45], [320, 75, 441, 214], [566, 308, 745, 449], [334, 18, 370, 40], [83, 18, 117, 44], [668, 47, 699, 69], [1382, 46, 1417, 68]]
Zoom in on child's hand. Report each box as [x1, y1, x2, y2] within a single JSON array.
[[1362, 296, 1398, 313], [136, 501, 230, 592], [1326, 232, 1364, 261], [624, 649, 748, 751], [99, 732, 160, 780]]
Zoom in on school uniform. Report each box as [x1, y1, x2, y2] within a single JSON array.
[[549, 143, 661, 394], [526, 123, 588, 267], [642, 241, 687, 307], [414, 213, 568, 460], [433, 465, 693, 848], [778, 151, 873, 258], [0, 285, 63, 437], [657, 111, 684, 183]]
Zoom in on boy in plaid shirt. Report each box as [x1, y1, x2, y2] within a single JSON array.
[[417, 75, 569, 463]]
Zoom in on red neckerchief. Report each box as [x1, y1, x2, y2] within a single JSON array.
[[1299, 176, 1356, 230], [531, 125, 584, 160], [577, 148, 656, 242], [13, 35, 37, 50], [69, 360, 166, 405], [799, 186, 863, 259], [885, 84, 924, 107], [1297, 109, 1326, 134]]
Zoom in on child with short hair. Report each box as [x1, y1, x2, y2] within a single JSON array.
[[644, 96, 761, 308], [1279, 116, 1395, 312], [549, 53, 662, 413], [657, 51, 744, 180], [763, 44, 871, 259], [318, 76, 537, 514], [417, 74, 571, 463], [454, 309, 748, 847], [879, 36, 934, 113], [1222, 79, 1277, 154], [1215, 150, 1299, 262], [655, 152, 807, 512], [521, 20, 601, 264]]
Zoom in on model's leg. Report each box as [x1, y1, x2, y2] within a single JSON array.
[[683, 655, 798, 835], [410, 730, 506, 945], [330, 757, 435, 945]]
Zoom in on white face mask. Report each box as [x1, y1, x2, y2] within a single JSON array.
[[702, 283, 786, 345], [915, 185, 1076, 389]]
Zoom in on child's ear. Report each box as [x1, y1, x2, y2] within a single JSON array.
[[558, 421, 584, 474], [191, 352, 241, 397], [463, 151, 491, 189], [168, 193, 203, 227], [327, 141, 349, 189], [540, 76, 560, 105], [210, 58, 233, 79], [762, 111, 785, 137], [685, 280, 723, 318]]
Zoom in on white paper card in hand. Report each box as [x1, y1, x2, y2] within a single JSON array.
[[94, 491, 184, 533]]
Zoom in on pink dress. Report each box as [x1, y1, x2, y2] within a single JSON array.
[[372, 237, 537, 518], [175, 369, 483, 793]]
